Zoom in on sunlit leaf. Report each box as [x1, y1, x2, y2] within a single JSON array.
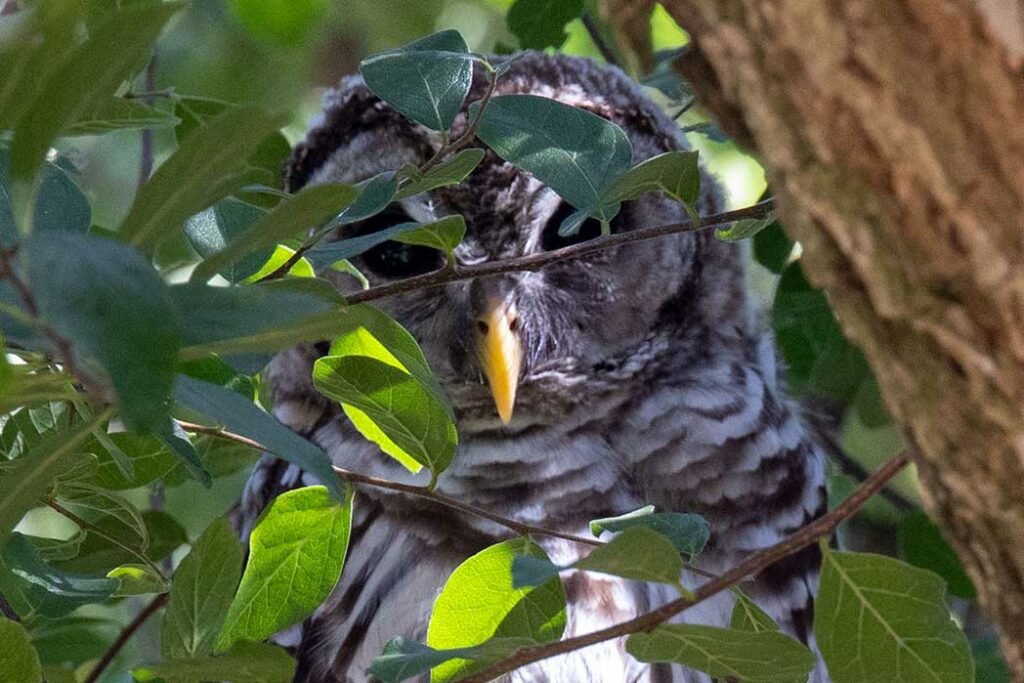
[[107, 563, 169, 596], [217, 486, 352, 651]]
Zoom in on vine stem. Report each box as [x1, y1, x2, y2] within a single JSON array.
[[83, 593, 168, 683], [343, 199, 774, 305], [458, 451, 912, 682]]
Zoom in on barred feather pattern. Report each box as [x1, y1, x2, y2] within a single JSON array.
[[237, 53, 829, 682]]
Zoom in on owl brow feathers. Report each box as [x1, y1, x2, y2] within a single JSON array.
[[343, 198, 775, 305]]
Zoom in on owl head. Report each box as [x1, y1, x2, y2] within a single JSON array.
[[287, 53, 750, 434]]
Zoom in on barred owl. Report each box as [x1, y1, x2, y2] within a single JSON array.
[[239, 53, 829, 682]]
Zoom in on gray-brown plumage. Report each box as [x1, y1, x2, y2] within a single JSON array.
[[239, 53, 829, 682]]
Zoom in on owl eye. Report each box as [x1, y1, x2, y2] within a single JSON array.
[[353, 205, 445, 278], [540, 202, 616, 251]]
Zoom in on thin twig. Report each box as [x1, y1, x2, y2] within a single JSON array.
[[137, 56, 157, 193], [45, 499, 168, 583], [173, 419, 716, 579], [458, 452, 912, 682], [818, 428, 915, 511], [580, 12, 621, 67], [124, 88, 175, 100], [344, 200, 775, 305], [83, 593, 168, 683]]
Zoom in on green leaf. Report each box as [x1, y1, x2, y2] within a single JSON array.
[[190, 183, 358, 284], [730, 590, 780, 632], [64, 97, 180, 136], [55, 510, 186, 574], [395, 149, 485, 200], [753, 218, 795, 273], [243, 244, 315, 281], [513, 527, 683, 588], [0, 147, 90, 247], [815, 549, 974, 683], [716, 215, 777, 242], [230, 0, 330, 47], [184, 199, 272, 283], [173, 375, 347, 501], [162, 518, 244, 659], [427, 537, 566, 681], [54, 482, 149, 551], [360, 30, 473, 131], [313, 355, 458, 476], [0, 533, 119, 619], [589, 506, 710, 557], [369, 636, 532, 683], [26, 232, 180, 431], [7, 3, 182, 229], [626, 624, 817, 683], [608, 151, 701, 209], [304, 221, 424, 270], [29, 616, 119, 667], [474, 94, 633, 222], [217, 485, 352, 651], [337, 171, 399, 224], [0, 414, 102, 548], [80, 433, 179, 490], [0, 618, 41, 683], [507, 0, 584, 49], [120, 106, 286, 252], [107, 563, 169, 596], [157, 419, 213, 489], [25, 532, 84, 563], [395, 215, 466, 257], [135, 641, 295, 683], [899, 511, 976, 600]]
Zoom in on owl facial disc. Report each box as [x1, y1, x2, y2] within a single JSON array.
[[475, 299, 522, 424]]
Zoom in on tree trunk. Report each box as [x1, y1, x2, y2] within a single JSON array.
[[657, 0, 1024, 676]]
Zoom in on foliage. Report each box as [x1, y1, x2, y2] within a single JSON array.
[[0, 2, 996, 682]]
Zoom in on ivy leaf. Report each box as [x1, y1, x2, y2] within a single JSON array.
[[162, 518, 244, 659], [427, 537, 566, 681], [899, 510, 976, 600], [715, 215, 777, 242], [172, 375, 347, 501], [135, 642, 295, 683], [120, 106, 287, 253], [217, 486, 352, 651], [589, 506, 710, 557], [395, 149, 485, 200], [0, 533, 118, 619], [0, 618, 41, 683], [607, 151, 700, 213], [814, 549, 974, 683], [26, 232, 180, 431], [512, 527, 682, 588], [184, 199, 271, 284], [474, 94, 633, 223], [394, 215, 466, 257], [313, 355, 458, 476], [64, 97, 180, 136], [360, 30, 473, 131], [626, 624, 817, 683], [369, 636, 532, 683], [0, 147, 91, 247], [190, 183, 357, 284], [507, 0, 584, 49], [730, 590, 780, 632]]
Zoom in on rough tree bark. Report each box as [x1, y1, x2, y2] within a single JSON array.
[[654, 0, 1024, 676]]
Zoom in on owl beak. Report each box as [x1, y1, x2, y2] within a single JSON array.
[[475, 300, 522, 424]]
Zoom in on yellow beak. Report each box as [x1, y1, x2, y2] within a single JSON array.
[[475, 300, 522, 424]]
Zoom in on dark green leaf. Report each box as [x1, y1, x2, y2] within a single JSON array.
[[0, 533, 118, 619], [184, 199, 272, 284], [135, 642, 295, 683], [7, 3, 182, 228], [752, 219, 794, 273], [0, 617, 41, 683], [120, 106, 286, 252], [217, 485, 352, 651], [900, 511, 976, 599], [337, 172, 399, 224], [313, 355, 457, 476], [608, 151, 700, 209], [427, 537, 566, 680], [64, 97, 179, 136], [369, 636, 532, 683], [79, 433, 180, 490], [190, 183, 358, 283], [682, 121, 729, 143], [590, 506, 709, 556], [474, 94, 633, 221], [157, 419, 212, 488], [54, 482, 149, 551], [55, 510, 186, 574], [815, 549, 974, 683], [395, 149, 484, 200], [27, 232, 180, 430], [173, 376, 347, 500], [25, 532, 84, 563], [360, 30, 473, 131], [730, 590, 780, 632], [394, 215, 466, 256], [0, 147, 90, 247], [627, 624, 816, 682], [304, 222, 423, 270], [162, 518, 243, 659], [22, 616, 118, 667], [507, 0, 584, 49]]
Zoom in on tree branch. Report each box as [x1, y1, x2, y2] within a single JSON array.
[[458, 451, 912, 683], [83, 593, 168, 683], [344, 199, 775, 305]]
